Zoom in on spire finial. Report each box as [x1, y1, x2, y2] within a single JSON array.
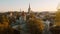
[[29, 3, 30, 9]]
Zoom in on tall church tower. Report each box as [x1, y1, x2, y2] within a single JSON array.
[[28, 3, 31, 13]]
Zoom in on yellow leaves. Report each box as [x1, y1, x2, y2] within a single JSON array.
[[27, 13, 45, 31], [0, 22, 9, 29], [0, 15, 9, 30], [34, 19, 44, 31], [54, 10, 60, 26], [28, 16, 44, 31]]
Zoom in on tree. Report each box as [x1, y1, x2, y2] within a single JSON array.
[[26, 13, 44, 34], [54, 9, 60, 26]]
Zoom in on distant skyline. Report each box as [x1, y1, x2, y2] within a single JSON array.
[[0, 0, 60, 12]]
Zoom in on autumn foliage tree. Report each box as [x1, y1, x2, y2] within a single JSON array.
[[54, 9, 60, 26], [27, 13, 44, 34]]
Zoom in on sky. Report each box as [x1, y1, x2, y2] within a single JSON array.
[[0, 0, 60, 12]]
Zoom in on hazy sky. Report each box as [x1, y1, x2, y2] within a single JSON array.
[[0, 0, 60, 12]]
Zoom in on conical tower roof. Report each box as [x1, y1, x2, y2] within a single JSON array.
[[28, 3, 31, 13]]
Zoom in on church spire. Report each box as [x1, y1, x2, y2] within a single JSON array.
[[29, 3, 30, 9], [28, 3, 31, 13]]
